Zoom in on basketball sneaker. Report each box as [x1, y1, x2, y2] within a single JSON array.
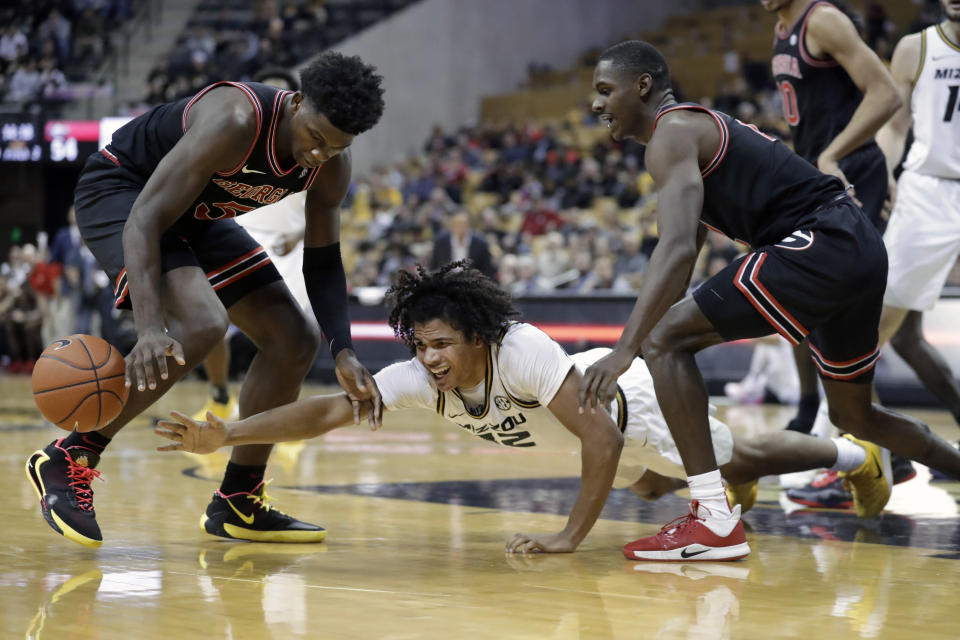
[[837, 435, 892, 519], [201, 480, 326, 542], [192, 395, 238, 422], [622, 501, 750, 562], [785, 469, 853, 509], [725, 480, 758, 514], [25, 438, 104, 548]]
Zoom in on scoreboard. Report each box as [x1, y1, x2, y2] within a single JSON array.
[[0, 114, 131, 164]]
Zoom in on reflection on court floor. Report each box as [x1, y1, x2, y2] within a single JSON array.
[[3, 378, 959, 639]]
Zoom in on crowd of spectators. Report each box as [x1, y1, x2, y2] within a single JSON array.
[[4, 0, 958, 372], [140, 0, 412, 108], [0, 1, 133, 113]]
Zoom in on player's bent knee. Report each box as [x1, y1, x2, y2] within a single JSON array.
[[267, 312, 321, 370], [184, 307, 230, 356]]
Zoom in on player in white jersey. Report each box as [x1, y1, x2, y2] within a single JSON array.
[[875, 0, 960, 429], [156, 263, 890, 559]]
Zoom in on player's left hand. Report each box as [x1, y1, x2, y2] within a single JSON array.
[[154, 410, 228, 454], [578, 348, 633, 413], [505, 532, 578, 554], [334, 348, 383, 430]]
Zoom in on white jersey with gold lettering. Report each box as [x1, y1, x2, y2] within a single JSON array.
[[902, 24, 960, 179], [374, 323, 734, 486]]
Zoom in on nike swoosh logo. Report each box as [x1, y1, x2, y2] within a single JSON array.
[[680, 547, 710, 558], [240, 165, 265, 174], [874, 459, 883, 479], [931, 55, 960, 61], [226, 499, 256, 525]]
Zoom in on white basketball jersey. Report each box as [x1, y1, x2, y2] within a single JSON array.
[[374, 323, 625, 452], [902, 25, 960, 179]]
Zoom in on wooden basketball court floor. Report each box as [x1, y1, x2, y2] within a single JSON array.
[[2, 375, 959, 639]]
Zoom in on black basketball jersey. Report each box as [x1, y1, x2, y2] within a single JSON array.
[[771, 1, 862, 161], [100, 81, 321, 224], [653, 103, 844, 248]]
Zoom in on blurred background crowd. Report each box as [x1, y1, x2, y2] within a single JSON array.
[[1, 0, 956, 373]]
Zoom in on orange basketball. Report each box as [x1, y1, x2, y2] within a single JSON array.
[[32, 334, 129, 432]]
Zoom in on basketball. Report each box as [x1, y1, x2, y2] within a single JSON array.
[[32, 335, 129, 433]]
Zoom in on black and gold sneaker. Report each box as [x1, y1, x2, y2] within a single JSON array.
[[25, 438, 104, 548], [200, 480, 326, 543]]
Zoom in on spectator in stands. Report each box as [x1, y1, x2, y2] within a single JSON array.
[[429, 211, 495, 279], [37, 8, 71, 65]]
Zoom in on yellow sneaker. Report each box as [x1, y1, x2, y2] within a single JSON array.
[[193, 395, 238, 422], [838, 434, 892, 518], [725, 480, 758, 514]]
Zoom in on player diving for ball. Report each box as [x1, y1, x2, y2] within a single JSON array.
[[157, 263, 892, 560]]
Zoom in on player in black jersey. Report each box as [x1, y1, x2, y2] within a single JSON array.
[[578, 41, 960, 561], [25, 52, 386, 548], [767, 0, 902, 435]]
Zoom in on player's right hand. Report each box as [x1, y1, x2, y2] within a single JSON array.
[[155, 410, 227, 454], [578, 348, 633, 413], [126, 327, 185, 391]]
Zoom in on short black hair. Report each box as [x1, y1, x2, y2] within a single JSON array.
[[386, 261, 520, 353], [598, 40, 671, 91], [299, 51, 385, 135], [253, 66, 300, 91]]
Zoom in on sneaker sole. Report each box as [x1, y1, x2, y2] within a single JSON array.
[[625, 542, 751, 562], [785, 496, 853, 509], [25, 450, 103, 549], [200, 513, 327, 543]]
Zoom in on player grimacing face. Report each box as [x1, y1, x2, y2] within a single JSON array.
[[288, 93, 355, 168], [412, 318, 488, 393], [592, 59, 648, 142]]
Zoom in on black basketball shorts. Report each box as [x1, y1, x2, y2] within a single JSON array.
[[693, 197, 888, 383], [839, 142, 888, 234], [74, 152, 282, 310]]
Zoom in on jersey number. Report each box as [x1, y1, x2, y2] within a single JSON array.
[[778, 80, 800, 126], [193, 201, 255, 221], [945, 85, 959, 123]]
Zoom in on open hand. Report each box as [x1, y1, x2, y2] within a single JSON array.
[[505, 531, 578, 554], [155, 410, 227, 454]]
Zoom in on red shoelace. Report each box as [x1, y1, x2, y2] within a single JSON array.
[[66, 459, 103, 511], [659, 500, 710, 535]]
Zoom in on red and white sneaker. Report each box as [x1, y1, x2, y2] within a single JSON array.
[[622, 500, 750, 562]]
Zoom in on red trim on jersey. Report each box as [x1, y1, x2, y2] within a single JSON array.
[[211, 256, 271, 291], [267, 90, 299, 176], [303, 165, 323, 190], [799, 2, 840, 68], [748, 253, 809, 335], [181, 81, 264, 177], [733, 253, 806, 346], [113, 268, 128, 308], [205, 245, 266, 280], [654, 105, 729, 178], [100, 148, 120, 166], [809, 343, 880, 380]]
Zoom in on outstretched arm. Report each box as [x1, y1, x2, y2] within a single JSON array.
[[303, 150, 382, 429], [155, 392, 367, 453], [578, 116, 704, 410], [506, 367, 624, 553]]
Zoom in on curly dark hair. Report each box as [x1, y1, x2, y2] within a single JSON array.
[[299, 51, 385, 135], [386, 261, 520, 353]]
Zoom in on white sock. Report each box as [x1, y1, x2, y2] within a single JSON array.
[[828, 437, 866, 472], [687, 470, 738, 536]]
